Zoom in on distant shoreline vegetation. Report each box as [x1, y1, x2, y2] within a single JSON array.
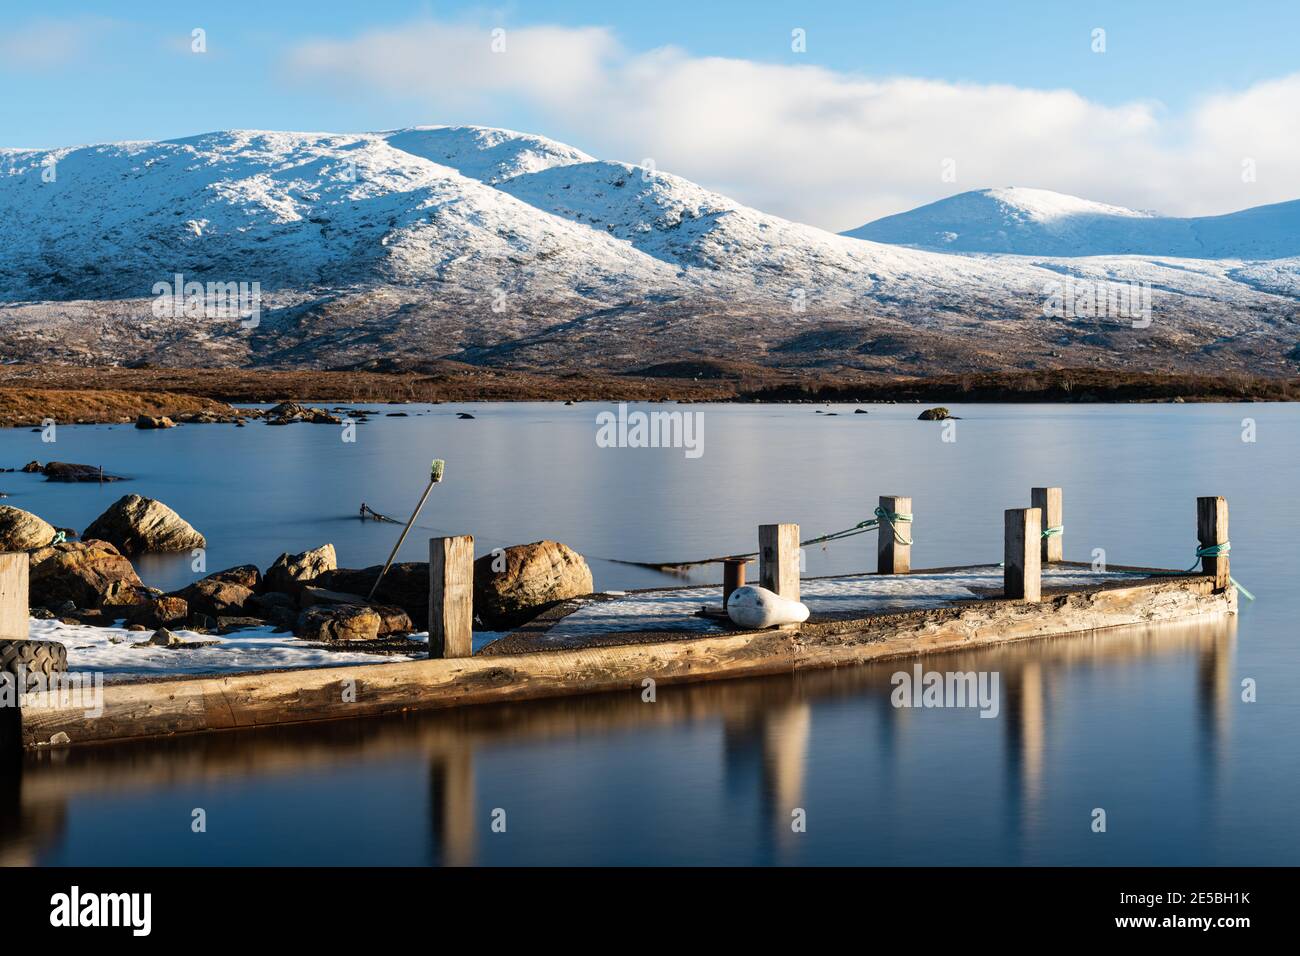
[[0, 365, 1296, 427]]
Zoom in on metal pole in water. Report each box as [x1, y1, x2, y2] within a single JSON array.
[[368, 459, 445, 600]]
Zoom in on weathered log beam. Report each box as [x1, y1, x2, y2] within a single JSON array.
[[18, 574, 1232, 751]]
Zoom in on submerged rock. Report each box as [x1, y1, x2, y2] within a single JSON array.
[[0, 504, 57, 550], [725, 585, 810, 629], [83, 494, 206, 554], [135, 415, 176, 429], [473, 540, 594, 628], [263, 402, 343, 426], [917, 407, 958, 421], [43, 461, 126, 482]]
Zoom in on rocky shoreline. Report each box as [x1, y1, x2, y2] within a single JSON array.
[[2, 495, 594, 658], [1, 365, 1297, 428]]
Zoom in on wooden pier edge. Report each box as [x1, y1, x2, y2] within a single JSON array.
[[18, 574, 1234, 751]]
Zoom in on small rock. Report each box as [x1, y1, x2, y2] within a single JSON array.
[[138, 626, 182, 647]]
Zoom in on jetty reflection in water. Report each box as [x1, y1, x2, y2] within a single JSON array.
[[4, 615, 1237, 866]]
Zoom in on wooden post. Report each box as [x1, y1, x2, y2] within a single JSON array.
[[429, 536, 474, 659], [1031, 487, 1063, 563], [1197, 496, 1230, 591], [1004, 508, 1041, 602], [0, 553, 28, 640], [722, 558, 747, 608], [877, 495, 912, 574], [758, 524, 800, 602]]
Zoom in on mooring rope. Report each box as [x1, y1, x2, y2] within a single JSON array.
[[1041, 525, 1063, 538], [605, 508, 913, 569], [1145, 541, 1255, 601]]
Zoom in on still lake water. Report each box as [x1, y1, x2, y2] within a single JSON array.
[[2, 401, 1298, 865]]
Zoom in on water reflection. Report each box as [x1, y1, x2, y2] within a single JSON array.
[[4, 615, 1237, 865]]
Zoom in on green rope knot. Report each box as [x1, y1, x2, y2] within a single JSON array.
[[1186, 541, 1253, 601], [873, 506, 913, 546], [1041, 525, 1063, 538]]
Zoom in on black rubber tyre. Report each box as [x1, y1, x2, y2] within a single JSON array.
[[0, 639, 68, 689]]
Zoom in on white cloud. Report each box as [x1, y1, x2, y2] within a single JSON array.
[[283, 18, 1300, 231], [0, 17, 111, 69]]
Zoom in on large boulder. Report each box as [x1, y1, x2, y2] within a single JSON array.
[[265, 544, 336, 595], [83, 494, 206, 554], [28, 539, 148, 609], [0, 505, 57, 550], [201, 564, 262, 592], [473, 540, 593, 628], [124, 595, 189, 629], [321, 563, 428, 628], [175, 578, 255, 618], [296, 604, 381, 642]]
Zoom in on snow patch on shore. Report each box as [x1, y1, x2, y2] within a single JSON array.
[[540, 566, 1145, 642], [32, 618, 419, 681]]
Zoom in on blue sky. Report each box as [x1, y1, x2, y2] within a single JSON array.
[[3, 1, 1296, 228]]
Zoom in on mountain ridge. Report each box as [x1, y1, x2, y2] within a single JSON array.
[[845, 186, 1300, 260], [1, 126, 1296, 376]]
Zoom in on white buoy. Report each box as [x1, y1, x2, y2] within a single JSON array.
[[726, 585, 810, 628]]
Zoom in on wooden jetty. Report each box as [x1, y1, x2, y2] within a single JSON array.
[[2, 490, 1240, 751]]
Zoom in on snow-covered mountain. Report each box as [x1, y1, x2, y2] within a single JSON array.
[[845, 186, 1300, 260], [0, 128, 1296, 374]]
